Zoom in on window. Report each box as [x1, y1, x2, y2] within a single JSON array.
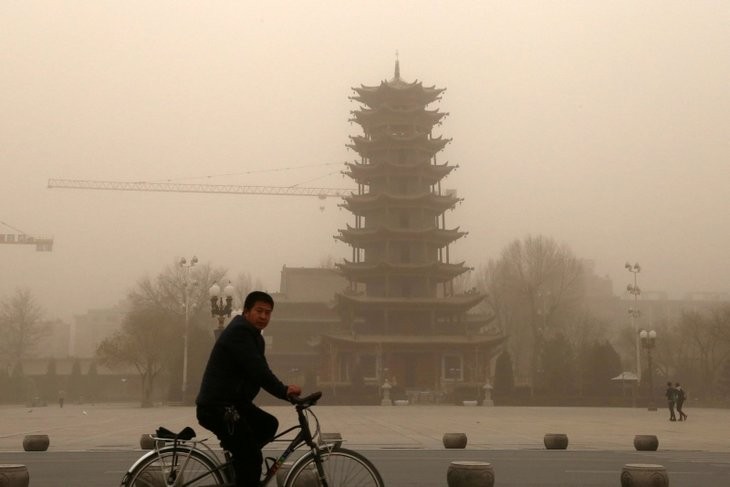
[[442, 355, 463, 380], [338, 352, 351, 382], [359, 354, 379, 380]]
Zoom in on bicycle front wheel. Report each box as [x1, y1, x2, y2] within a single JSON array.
[[284, 447, 384, 487], [122, 446, 226, 487]]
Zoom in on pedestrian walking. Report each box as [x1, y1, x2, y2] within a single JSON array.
[[675, 382, 688, 421], [665, 382, 677, 421]]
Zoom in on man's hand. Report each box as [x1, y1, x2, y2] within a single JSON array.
[[287, 384, 302, 397]]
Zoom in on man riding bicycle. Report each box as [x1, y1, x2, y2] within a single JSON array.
[[196, 291, 302, 486]]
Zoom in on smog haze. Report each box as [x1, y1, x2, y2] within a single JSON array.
[[1, 1, 728, 321]]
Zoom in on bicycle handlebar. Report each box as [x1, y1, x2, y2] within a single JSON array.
[[289, 391, 322, 408]]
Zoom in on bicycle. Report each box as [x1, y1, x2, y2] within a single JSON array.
[[119, 391, 385, 487]]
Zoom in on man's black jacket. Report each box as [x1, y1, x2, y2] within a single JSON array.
[[196, 314, 288, 406]]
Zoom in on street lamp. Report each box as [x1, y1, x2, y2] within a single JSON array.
[[209, 281, 234, 339], [179, 255, 198, 403], [625, 262, 642, 382], [639, 329, 657, 411]]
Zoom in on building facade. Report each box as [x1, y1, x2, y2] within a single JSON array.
[[310, 63, 505, 401]]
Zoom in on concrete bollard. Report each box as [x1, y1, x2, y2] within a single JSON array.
[[443, 433, 468, 449], [0, 464, 30, 487], [633, 435, 659, 451], [22, 435, 49, 452], [620, 463, 668, 487], [446, 461, 494, 487], [543, 433, 569, 450]]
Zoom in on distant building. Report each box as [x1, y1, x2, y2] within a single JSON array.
[[35, 319, 72, 359], [69, 302, 127, 358]]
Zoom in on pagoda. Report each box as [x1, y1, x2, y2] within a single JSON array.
[[314, 62, 504, 402]]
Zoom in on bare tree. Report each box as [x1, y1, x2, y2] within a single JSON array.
[[677, 310, 729, 399], [477, 235, 584, 392], [0, 288, 48, 367], [96, 260, 228, 406], [319, 255, 336, 269], [231, 272, 264, 311], [132, 260, 226, 318], [97, 307, 176, 407], [711, 305, 730, 347]]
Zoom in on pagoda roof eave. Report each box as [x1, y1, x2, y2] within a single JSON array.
[[349, 133, 450, 147], [343, 192, 459, 204], [336, 261, 470, 280], [341, 192, 461, 213], [335, 293, 485, 310], [350, 81, 445, 107], [344, 161, 456, 181], [351, 106, 446, 126], [335, 225, 465, 245]]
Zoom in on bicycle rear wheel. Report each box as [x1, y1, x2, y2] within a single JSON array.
[[283, 448, 384, 487], [122, 446, 226, 487]]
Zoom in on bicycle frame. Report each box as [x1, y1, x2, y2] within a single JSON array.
[[122, 393, 339, 487], [260, 400, 328, 486]]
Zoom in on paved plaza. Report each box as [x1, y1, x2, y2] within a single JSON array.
[[1, 402, 728, 453]]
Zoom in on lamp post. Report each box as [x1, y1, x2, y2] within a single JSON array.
[[639, 329, 657, 411], [625, 262, 642, 382], [179, 255, 198, 403], [209, 281, 235, 339]]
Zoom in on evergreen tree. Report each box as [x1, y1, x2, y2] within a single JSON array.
[[10, 361, 24, 403], [493, 350, 515, 401], [68, 359, 83, 403], [717, 358, 730, 401], [86, 361, 99, 403], [0, 367, 10, 404], [44, 358, 58, 403], [582, 340, 622, 397], [538, 333, 577, 397]]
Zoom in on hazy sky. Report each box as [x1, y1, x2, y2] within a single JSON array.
[[1, 1, 728, 322]]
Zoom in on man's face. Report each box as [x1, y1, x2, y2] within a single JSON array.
[[243, 301, 273, 330]]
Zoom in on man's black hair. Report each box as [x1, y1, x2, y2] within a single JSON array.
[[244, 291, 274, 311]]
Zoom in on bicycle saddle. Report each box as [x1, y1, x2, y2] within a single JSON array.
[[155, 426, 196, 441]]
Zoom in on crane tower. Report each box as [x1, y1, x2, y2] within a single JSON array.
[[0, 220, 53, 251]]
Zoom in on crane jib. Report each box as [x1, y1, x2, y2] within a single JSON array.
[[47, 178, 352, 198]]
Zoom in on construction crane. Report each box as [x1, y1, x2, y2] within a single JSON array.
[[47, 178, 354, 199], [0, 220, 53, 252]]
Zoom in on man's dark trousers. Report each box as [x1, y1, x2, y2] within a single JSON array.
[[197, 403, 279, 486]]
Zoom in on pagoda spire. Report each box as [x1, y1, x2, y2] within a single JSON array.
[[394, 50, 400, 80]]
